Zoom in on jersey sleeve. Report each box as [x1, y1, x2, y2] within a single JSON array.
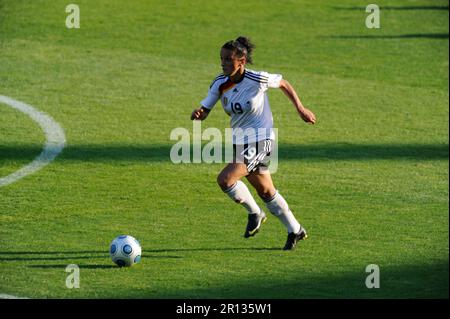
[[260, 71, 283, 90], [200, 76, 223, 109]]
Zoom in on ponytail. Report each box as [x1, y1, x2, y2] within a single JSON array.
[[222, 36, 255, 64]]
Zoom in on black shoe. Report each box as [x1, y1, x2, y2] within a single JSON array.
[[283, 227, 308, 250], [244, 211, 267, 238]]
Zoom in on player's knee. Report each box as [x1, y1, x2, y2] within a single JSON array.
[[217, 174, 233, 191], [258, 189, 276, 202]]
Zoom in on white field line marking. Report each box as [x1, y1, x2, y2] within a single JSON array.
[[0, 293, 29, 299], [0, 95, 66, 187]]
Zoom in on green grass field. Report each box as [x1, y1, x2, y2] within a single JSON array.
[[0, 0, 448, 298]]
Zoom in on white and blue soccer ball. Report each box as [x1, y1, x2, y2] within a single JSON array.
[[110, 235, 142, 267]]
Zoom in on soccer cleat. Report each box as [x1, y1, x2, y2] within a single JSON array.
[[244, 210, 267, 238], [283, 227, 308, 250]]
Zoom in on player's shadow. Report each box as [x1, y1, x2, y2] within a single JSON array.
[[0, 247, 279, 261], [328, 34, 449, 39], [19, 248, 285, 269], [0, 250, 106, 262], [330, 5, 448, 40], [0, 250, 105, 255], [0, 250, 182, 267], [28, 264, 117, 269], [145, 247, 281, 253], [2, 248, 277, 270], [0, 143, 447, 162], [0, 144, 171, 162], [278, 143, 448, 161], [332, 5, 449, 10]]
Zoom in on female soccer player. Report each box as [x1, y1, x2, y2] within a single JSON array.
[[191, 36, 316, 250]]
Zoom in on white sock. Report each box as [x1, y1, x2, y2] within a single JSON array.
[[224, 180, 261, 215], [265, 191, 301, 233]]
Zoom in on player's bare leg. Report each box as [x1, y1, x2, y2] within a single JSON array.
[[217, 163, 267, 237], [245, 169, 276, 200], [217, 163, 249, 191], [246, 169, 308, 250]]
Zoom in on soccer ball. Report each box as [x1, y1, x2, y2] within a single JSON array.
[[110, 235, 142, 267]]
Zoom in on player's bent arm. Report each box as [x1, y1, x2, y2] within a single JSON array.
[[190, 106, 211, 121], [279, 79, 316, 124]]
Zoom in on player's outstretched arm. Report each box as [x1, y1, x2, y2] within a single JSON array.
[[279, 79, 316, 124], [191, 106, 210, 121]]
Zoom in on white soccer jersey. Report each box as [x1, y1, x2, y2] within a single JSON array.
[[201, 69, 282, 144]]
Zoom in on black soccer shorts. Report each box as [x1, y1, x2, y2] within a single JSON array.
[[233, 139, 273, 173]]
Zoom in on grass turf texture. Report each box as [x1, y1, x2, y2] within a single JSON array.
[[0, 0, 448, 298]]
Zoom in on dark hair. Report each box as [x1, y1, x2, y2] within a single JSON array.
[[222, 36, 255, 64]]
